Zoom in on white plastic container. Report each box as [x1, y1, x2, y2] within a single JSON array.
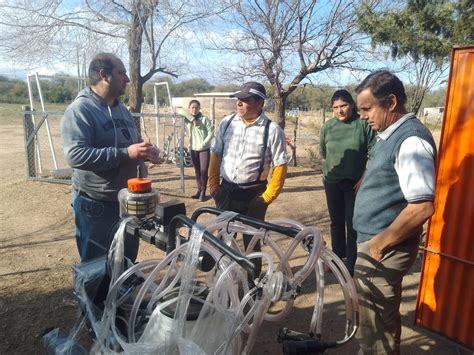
[[118, 177, 159, 218]]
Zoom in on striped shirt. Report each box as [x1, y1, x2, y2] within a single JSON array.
[[212, 112, 287, 184]]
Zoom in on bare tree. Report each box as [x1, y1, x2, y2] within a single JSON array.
[[405, 57, 448, 115], [213, 0, 362, 127], [0, 0, 219, 112]]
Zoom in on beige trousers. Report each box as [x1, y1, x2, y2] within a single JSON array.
[[354, 237, 419, 354]]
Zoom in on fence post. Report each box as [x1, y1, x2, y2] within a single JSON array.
[[292, 116, 298, 167], [210, 97, 216, 129], [22, 105, 36, 178]]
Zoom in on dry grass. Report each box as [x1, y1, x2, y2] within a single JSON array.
[[0, 103, 68, 126]]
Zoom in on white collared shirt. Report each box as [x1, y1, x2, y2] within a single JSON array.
[[377, 113, 436, 201]]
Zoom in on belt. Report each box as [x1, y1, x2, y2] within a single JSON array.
[[221, 179, 267, 201], [222, 179, 267, 190]]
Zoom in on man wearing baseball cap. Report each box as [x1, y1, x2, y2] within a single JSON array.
[[208, 81, 288, 277]]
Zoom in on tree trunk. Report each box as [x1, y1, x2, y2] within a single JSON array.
[[127, 11, 145, 113], [128, 71, 143, 113], [409, 87, 426, 116], [273, 95, 287, 129]]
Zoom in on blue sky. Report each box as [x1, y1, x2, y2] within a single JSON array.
[[0, 38, 448, 90], [0, 0, 365, 85], [0, 1, 449, 89]]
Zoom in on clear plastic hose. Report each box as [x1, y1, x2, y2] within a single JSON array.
[[87, 211, 358, 354]]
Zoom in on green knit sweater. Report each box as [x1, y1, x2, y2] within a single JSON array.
[[319, 114, 375, 183]]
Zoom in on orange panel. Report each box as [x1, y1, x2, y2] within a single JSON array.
[[415, 46, 474, 350]]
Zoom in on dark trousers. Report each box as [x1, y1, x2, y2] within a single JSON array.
[[323, 178, 357, 274], [190, 149, 210, 192], [214, 182, 268, 277]]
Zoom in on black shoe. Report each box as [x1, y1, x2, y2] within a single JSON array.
[[199, 191, 206, 202], [191, 190, 201, 199]]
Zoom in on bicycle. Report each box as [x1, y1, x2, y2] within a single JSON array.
[[163, 134, 193, 167]]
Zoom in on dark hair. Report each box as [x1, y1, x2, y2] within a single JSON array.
[[355, 70, 407, 106], [88, 53, 119, 85], [188, 99, 201, 108], [331, 89, 355, 106]]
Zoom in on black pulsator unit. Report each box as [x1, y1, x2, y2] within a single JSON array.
[[124, 199, 187, 252]]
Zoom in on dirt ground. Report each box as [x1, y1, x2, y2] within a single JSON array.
[[0, 117, 470, 355]]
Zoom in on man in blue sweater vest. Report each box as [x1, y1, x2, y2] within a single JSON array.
[[353, 71, 436, 354]]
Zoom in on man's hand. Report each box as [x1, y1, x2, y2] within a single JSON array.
[[354, 172, 366, 193], [365, 201, 434, 262], [367, 238, 384, 261], [127, 142, 155, 161], [210, 186, 219, 198]]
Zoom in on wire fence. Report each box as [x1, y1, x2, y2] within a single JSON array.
[[22, 107, 190, 194], [21, 106, 335, 191]]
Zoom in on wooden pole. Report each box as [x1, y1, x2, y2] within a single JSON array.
[[210, 97, 216, 128], [292, 116, 298, 167]]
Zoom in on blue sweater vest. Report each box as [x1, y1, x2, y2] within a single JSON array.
[[353, 115, 436, 243]]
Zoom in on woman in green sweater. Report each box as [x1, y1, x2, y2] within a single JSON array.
[[319, 90, 375, 275]]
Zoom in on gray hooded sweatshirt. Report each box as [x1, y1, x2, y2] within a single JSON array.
[[61, 87, 146, 201]]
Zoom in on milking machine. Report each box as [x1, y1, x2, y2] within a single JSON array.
[[44, 176, 359, 355]]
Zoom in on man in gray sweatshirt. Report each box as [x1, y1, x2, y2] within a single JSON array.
[[61, 53, 157, 262], [353, 71, 436, 354]]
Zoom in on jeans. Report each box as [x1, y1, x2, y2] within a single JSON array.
[[72, 190, 139, 262], [323, 178, 357, 274], [190, 149, 210, 192]]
